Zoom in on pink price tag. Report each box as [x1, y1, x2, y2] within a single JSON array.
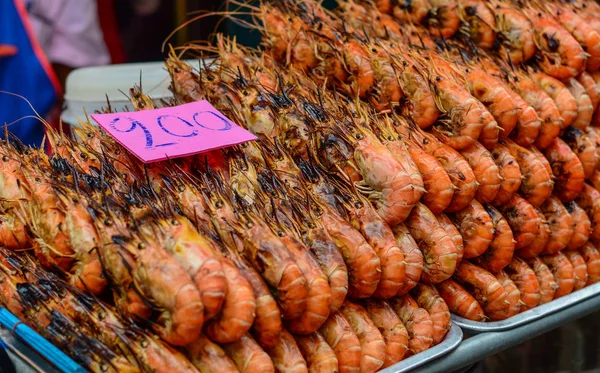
[[91, 101, 257, 163]]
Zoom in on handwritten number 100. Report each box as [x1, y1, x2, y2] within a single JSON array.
[[110, 111, 232, 150]]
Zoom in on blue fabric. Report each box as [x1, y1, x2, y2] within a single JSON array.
[[0, 0, 57, 147]]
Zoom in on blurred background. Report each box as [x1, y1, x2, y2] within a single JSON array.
[[1, 0, 270, 146]]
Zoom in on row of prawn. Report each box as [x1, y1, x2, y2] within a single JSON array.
[[0, 85, 456, 373], [249, 0, 600, 167], [2, 128, 449, 372], [440, 243, 600, 322], [0, 236, 449, 373], [4, 0, 600, 369]]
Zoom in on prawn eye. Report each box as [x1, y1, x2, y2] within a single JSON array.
[[465, 68, 470, 73], [355, 133, 364, 140], [537, 12, 542, 17], [1, 156, 8, 162], [80, 152, 87, 160], [246, 221, 254, 228], [371, 48, 377, 53], [435, 76, 442, 82], [35, 177, 41, 182], [215, 201, 223, 208], [544, 34, 559, 52], [277, 231, 285, 237], [242, 90, 249, 96], [138, 243, 146, 249], [465, 5, 476, 16], [140, 339, 149, 348], [171, 219, 179, 225], [104, 219, 113, 226], [177, 185, 185, 192], [100, 363, 108, 372], [72, 197, 79, 203], [354, 202, 362, 208], [403, 61, 409, 67], [87, 133, 93, 138], [388, 136, 394, 141]]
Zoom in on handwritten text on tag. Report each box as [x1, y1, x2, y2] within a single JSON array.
[[91, 100, 256, 163]]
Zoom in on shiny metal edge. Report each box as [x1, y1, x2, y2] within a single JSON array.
[[378, 321, 463, 373], [452, 280, 600, 332]]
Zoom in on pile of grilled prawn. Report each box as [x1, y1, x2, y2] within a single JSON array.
[[2, 0, 600, 372]]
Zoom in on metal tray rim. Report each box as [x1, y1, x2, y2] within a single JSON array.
[[452, 280, 600, 332], [378, 321, 463, 373]]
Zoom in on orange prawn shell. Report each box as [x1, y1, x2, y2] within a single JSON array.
[[542, 252, 575, 299], [403, 138, 454, 214], [459, 141, 501, 203], [530, 72, 577, 128], [505, 257, 541, 311], [341, 300, 386, 373], [410, 284, 451, 345], [500, 139, 553, 207], [449, 200, 494, 260], [405, 203, 459, 284], [458, 0, 497, 49], [319, 312, 362, 373], [353, 131, 423, 225], [346, 198, 407, 299], [564, 250, 588, 291], [527, 9, 587, 79], [222, 334, 275, 373], [436, 279, 486, 321], [364, 299, 409, 368], [517, 207, 549, 259], [544, 138, 585, 203], [476, 204, 515, 273], [453, 261, 510, 321], [562, 127, 598, 180], [322, 210, 381, 299], [294, 332, 339, 373], [495, 270, 522, 317], [564, 200, 592, 250], [552, 3, 600, 72], [389, 295, 434, 356], [491, 1, 536, 64], [392, 224, 424, 295], [525, 257, 557, 305], [540, 197, 574, 255], [579, 242, 600, 286], [490, 143, 522, 206]]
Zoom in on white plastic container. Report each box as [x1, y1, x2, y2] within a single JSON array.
[[61, 61, 174, 127]]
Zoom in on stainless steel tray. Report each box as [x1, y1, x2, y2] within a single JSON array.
[[416, 291, 600, 373], [378, 321, 463, 373], [452, 280, 600, 333]]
